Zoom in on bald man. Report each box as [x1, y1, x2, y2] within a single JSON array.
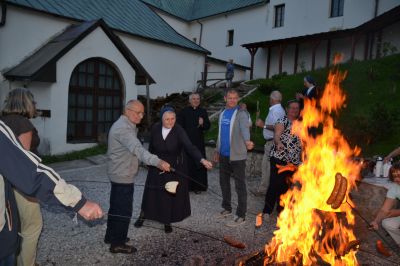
[[254, 91, 285, 196], [104, 100, 170, 254]]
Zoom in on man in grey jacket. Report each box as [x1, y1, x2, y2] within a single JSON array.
[[214, 89, 254, 227], [104, 100, 170, 254]]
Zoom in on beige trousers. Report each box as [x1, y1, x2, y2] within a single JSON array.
[[258, 140, 274, 193], [382, 216, 400, 246], [14, 189, 43, 266]]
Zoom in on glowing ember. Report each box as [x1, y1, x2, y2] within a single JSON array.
[[264, 55, 362, 265]]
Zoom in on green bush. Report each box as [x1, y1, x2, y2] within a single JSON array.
[[257, 80, 282, 96], [342, 104, 399, 148]]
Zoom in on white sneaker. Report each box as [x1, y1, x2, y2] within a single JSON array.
[[226, 216, 246, 227], [216, 209, 233, 219]]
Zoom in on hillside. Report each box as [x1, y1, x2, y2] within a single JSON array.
[[205, 53, 400, 157]]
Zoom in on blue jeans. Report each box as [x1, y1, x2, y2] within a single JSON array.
[[0, 253, 15, 266], [105, 182, 134, 245], [219, 156, 247, 218]]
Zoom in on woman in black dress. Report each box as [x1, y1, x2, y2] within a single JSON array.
[[135, 106, 212, 232]]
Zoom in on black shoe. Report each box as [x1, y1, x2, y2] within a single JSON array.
[[164, 224, 172, 233], [134, 218, 144, 228], [109, 243, 137, 254], [104, 237, 130, 244]]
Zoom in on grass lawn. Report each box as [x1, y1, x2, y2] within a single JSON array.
[[205, 53, 400, 158], [41, 144, 107, 164]]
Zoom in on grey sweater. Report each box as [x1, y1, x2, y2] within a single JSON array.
[[216, 108, 251, 161], [107, 115, 161, 183]]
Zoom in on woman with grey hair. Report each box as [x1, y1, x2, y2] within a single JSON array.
[[1, 88, 42, 266]]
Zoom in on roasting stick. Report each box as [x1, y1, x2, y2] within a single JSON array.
[[168, 167, 263, 218], [345, 200, 400, 259], [100, 212, 246, 249]]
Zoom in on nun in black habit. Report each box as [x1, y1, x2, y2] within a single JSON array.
[[135, 106, 212, 233]]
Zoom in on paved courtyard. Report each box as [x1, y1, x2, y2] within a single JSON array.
[[34, 158, 400, 265]]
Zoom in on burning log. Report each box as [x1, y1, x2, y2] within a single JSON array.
[[343, 240, 361, 256]]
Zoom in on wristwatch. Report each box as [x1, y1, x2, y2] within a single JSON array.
[[263, 125, 267, 129]]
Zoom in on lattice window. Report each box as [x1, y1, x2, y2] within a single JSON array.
[[330, 0, 344, 17], [67, 58, 123, 142]]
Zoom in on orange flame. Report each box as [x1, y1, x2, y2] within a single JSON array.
[[264, 56, 362, 265]]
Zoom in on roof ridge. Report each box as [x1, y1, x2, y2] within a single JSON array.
[[5, 0, 209, 54]]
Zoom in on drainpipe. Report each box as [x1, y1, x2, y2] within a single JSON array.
[[196, 20, 203, 45], [145, 78, 151, 131], [374, 0, 379, 17], [373, 0, 381, 58], [0, 2, 6, 27]]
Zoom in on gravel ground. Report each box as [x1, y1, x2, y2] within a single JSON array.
[[35, 161, 400, 266]]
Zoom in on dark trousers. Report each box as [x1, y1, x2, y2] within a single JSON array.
[[263, 157, 294, 215], [219, 156, 247, 218], [105, 182, 134, 245], [0, 253, 15, 266]]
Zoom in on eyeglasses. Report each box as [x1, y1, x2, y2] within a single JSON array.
[[127, 108, 145, 117]]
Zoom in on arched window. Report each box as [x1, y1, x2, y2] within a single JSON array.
[[67, 58, 123, 142]]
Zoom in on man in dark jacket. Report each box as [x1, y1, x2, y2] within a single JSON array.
[[178, 93, 210, 193], [0, 121, 103, 265], [296, 75, 318, 109]]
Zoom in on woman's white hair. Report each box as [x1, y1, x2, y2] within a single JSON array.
[[270, 90, 282, 102]]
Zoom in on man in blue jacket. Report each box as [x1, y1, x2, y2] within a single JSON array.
[[0, 121, 103, 265], [214, 89, 254, 227]]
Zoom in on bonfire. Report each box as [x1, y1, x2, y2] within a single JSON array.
[[264, 55, 362, 265]]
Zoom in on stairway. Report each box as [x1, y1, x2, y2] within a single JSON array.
[[205, 81, 257, 120]]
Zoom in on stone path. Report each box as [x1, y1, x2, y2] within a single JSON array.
[[34, 160, 400, 265]]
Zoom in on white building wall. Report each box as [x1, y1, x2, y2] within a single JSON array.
[[2, 25, 137, 155], [181, 0, 399, 79], [0, 6, 70, 73], [155, 11, 191, 40], [381, 22, 400, 56], [205, 62, 246, 87], [190, 5, 270, 69], [45, 27, 137, 155], [119, 33, 206, 98]]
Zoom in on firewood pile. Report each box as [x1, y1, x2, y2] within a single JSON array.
[[137, 92, 189, 130]]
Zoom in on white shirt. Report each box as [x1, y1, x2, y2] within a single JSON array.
[[162, 127, 172, 140], [306, 86, 315, 96], [263, 103, 285, 140], [387, 182, 400, 200]]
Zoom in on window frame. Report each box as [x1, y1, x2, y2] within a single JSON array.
[[67, 58, 123, 143], [274, 4, 285, 28], [330, 0, 344, 18], [227, 29, 234, 47]]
